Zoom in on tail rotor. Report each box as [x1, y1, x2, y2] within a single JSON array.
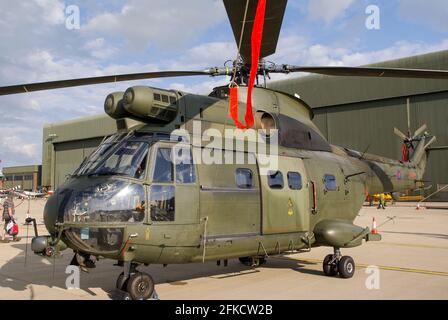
[[393, 99, 430, 163], [394, 124, 433, 162]]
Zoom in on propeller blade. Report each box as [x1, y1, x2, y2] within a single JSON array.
[[424, 136, 437, 150], [394, 127, 408, 141], [224, 0, 287, 62], [412, 124, 428, 139], [283, 66, 448, 79], [0, 70, 214, 96]]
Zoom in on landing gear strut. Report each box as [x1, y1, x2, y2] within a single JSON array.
[[322, 248, 355, 279], [70, 252, 96, 272], [116, 261, 158, 300], [239, 256, 266, 267]]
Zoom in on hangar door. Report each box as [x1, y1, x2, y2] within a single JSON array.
[[53, 138, 103, 187]]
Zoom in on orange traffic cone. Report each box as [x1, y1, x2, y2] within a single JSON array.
[[371, 217, 378, 234]]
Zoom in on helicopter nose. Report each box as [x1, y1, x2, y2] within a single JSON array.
[[43, 193, 60, 234]]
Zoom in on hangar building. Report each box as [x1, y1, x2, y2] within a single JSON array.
[[41, 51, 448, 199], [2, 165, 42, 191], [41, 115, 139, 189]]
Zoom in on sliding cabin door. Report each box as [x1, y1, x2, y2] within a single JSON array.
[[195, 148, 261, 238]]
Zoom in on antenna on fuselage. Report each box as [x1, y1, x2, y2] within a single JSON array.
[[359, 144, 371, 160]]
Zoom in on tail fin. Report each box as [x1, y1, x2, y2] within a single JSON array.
[[393, 124, 435, 165]]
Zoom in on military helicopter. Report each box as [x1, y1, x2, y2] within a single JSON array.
[[1, 0, 448, 300]]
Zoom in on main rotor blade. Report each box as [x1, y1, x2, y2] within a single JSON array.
[[413, 124, 428, 139], [224, 0, 287, 62], [0, 70, 213, 96], [283, 66, 448, 79], [394, 127, 408, 141]]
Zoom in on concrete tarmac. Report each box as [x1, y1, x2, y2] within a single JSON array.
[[0, 198, 447, 300]]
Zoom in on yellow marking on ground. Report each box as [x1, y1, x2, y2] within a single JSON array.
[[374, 242, 448, 250], [272, 257, 448, 277], [210, 269, 260, 279]]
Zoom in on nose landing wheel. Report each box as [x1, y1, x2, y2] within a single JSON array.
[[322, 248, 355, 279], [116, 262, 158, 300], [126, 272, 155, 300]]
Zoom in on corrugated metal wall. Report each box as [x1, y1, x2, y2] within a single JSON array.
[[42, 115, 117, 188], [53, 137, 103, 187]]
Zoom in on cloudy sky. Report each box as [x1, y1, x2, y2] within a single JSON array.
[[0, 0, 447, 167]]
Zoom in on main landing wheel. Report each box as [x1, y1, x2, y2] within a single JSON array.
[[338, 256, 355, 279], [322, 249, 356, 279], [126, 272, 155, 300]]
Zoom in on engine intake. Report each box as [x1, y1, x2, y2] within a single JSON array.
[[104, 86, 179, 123], [104, 92, 129, 119], [123, 86, 178, 123]]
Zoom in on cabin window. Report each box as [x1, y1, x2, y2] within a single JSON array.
[[174, 147, 196, 184], [324, 174, 337, 191], [149, 185, 175, 222], [235, 168, 254, 189], [153, 148, 173, 183], [268, 171, 284, 189], [288, 172, 302, 190]]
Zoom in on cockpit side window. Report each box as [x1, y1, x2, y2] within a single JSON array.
[[134, 153, 148, 180], [152, 148, 173, 183], [174, 146, 196, 184], [149, 185, 175, 222]]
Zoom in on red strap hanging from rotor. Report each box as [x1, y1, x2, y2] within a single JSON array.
[[229, 0, 266, 129], [401, 143, 409, 162]]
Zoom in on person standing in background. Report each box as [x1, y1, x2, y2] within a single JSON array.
[[2, 193, 19, 241]]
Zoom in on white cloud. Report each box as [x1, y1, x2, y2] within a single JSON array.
[[0, 126, 41, 165], [83, 38, 118, 60], [271, 35, 448, 67], [33, 0, 66, 25], [307, 0, 356, 24], [168, 42, 237, 70], [84, 0, 226, 50]]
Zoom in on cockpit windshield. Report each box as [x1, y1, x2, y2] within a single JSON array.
[[75, 133, 124, 176], [75, 132, 167, 179]]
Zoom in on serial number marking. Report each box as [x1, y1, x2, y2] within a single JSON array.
[[175, 304, 273, 317], [219, 304, 273, 316]]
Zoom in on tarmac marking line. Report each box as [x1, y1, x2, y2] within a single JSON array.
[[210, 269, 260, 279], [374, 242, 448, 250], [271, 257, 448, 277]]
